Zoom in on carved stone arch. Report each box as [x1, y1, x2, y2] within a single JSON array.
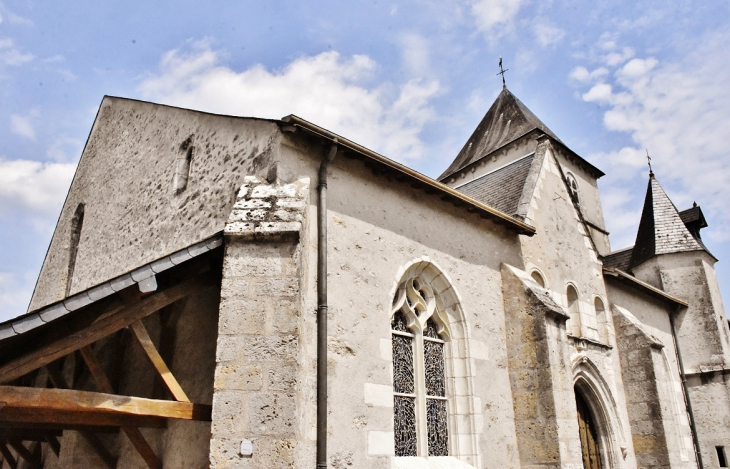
[[573, 356, 627, 468], [389, 257, 480, 466]]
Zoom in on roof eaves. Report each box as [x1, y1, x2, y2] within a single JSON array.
[[279, 115, 536, 236], [603, 267, 688, 307], [0, 234, 224, 341]]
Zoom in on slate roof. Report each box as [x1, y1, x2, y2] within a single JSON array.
[[439, 88, 561, 181], [602, 246, 633, 272], [455, 154, 535, 215], [629, 174, 707, 269]]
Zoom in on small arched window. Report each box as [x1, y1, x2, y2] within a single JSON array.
[[594, 297, 608, 343], [566, 172, 580, 207], [566, 285, 581, 336], [530, 270, 546, 288], [392, 276, 450, 457]]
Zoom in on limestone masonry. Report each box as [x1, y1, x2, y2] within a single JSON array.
[[1, 88, 728, 469]]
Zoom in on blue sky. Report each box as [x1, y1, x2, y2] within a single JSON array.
[[1, 1, 730, 321]]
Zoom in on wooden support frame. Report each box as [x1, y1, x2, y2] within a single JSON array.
[[7, 439, 40, 469], [0, 274, 209, 384], [130, 321, 189, 402], [79, 346, 160, 469], [0, 442, 18, 469], [0, 386, 211, 426]]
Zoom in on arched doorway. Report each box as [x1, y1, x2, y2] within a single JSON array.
[[576, 389, 603, 469]]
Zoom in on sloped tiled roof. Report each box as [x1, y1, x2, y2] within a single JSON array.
[[455, 154, 535, 215], [439, 88, 561, 181], [629, 175, 706, 269], [602, 246, 633, 272]]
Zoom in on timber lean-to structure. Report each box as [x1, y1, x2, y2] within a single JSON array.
[[0, 85, 729, 469]]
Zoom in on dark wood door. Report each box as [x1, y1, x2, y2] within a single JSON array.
[[576, 392, 603, 469]]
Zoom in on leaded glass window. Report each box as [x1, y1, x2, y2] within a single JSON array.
[[391, 277, 450, 459], [392, 311, 417, 456]]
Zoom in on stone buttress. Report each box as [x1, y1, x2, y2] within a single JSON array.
[[209, 176, 312, 468]]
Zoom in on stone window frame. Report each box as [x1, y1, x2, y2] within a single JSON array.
[[389, 257, 480, 466], [565, 171, 581, 207], [529, 268, 547, 289], [565, 283, 582, 337], [592, 295, 609, 344]]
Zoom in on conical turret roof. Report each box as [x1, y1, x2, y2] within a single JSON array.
[[439, 88, 561, 181], [629, 174, 707, 269]]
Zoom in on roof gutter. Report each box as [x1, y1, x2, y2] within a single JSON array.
[[279, 115, 535, 237]]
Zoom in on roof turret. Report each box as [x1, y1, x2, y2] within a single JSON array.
[[629, 174, 709, 269]]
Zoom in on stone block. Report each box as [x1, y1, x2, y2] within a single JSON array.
[[215, 364, 263, 391], [249, 393, 296, 436], [364, 383, 393, 408], [266, 363, 297, 391], [218, 298, 268, 335], [271, 297, 300, 334], [367, 431, 395, 456], [211, 390, 249, 437], [216, 334, 298, 363]]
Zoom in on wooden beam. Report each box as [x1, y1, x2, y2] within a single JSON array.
[[45, 435, 60, 457], [80, 346, 161, 469], [0, 274, 210, 384], [0, 386, 211, 426], [7, 439, 39, 469], [79, 433, 117, 469], [0, 442, 17, 469], [0, 428, 61, 441], [130, 321, 189, 402]]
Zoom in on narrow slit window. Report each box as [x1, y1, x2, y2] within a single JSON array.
[[717, 446, 727, 467], [173, 137, 194, 194], [66, 203, 85, 297]]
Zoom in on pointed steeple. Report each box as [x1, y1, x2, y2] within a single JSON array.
[[439, 88, 562, 181], [629, 173, 706, 269]]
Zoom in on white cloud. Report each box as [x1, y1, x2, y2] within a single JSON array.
[[0, 158, 76, 218], [569, 66, 609, 83], [582, 83, 613, 103], [0, 272, 35, 321], [139, 42, 442, 161], [579, 31, 730, 244], [46, 137, 84, 162], [470, 0, 528, 35], [0, 38, 33, 66], [400, 32, 430, 76], [534, 22, 565, 47], [603, 47, 634, 67], [10, 110, 38, 139]]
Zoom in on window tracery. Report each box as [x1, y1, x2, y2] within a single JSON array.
[[391, 276, 451, 458]]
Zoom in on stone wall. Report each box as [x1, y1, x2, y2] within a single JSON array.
[[30, 97, 281, 311], [612, 305, 678, 468], [210, 176, 310, 468], [501, 264, 583, 469]]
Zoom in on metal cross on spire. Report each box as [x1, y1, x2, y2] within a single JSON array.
[[646, 149, 654, 176], [497, 56, 509, 89]]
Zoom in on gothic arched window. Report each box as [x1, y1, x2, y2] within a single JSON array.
[[391, 276, 451, 457]]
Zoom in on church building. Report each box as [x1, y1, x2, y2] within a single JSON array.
[[0, 85, 728, 469]]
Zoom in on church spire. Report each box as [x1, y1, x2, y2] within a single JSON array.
[[629, 172, 705, 269]]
